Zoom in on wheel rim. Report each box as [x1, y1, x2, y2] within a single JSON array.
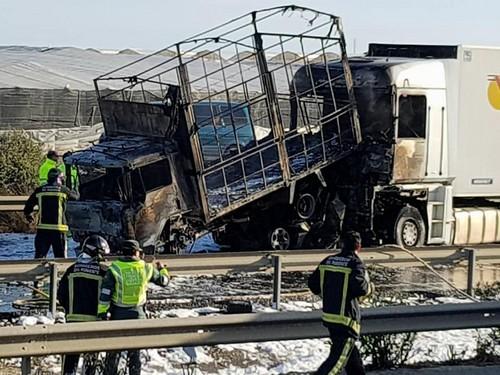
[[401, 220, 419, 247], [270, 227, 291, 250]]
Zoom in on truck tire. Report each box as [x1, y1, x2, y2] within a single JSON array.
[[394, 205, 425, 248], [295, 193, 316, 220]]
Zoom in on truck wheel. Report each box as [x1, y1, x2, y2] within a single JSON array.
[[295, 193, 316, 220], [394, 206, 425, 247], [268, 227, 293, 250]]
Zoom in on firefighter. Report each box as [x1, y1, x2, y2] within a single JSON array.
[[39, 150, 64, 186], [57, 235, 110, 375], [98, 240, 169, 375], [24, 168, 79, 259], [308, 231, 373, 375]]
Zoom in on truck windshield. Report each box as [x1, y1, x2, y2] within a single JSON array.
[[355, 90, 393, 139], [77, 166, 124, 201], [76, 157, 172, 203], [130, 159, 172, 195]]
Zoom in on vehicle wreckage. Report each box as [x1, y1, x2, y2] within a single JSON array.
[[64, 5, 362, 252], [65, 5, 500, 252]]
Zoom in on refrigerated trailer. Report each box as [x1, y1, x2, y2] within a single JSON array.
[[314, 44, 500, 247]]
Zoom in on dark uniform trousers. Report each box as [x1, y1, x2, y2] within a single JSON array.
[[104, 306, 146, 375], [62, 349, 97, 375], [315, 329, 365, 375], [35, 229, 67, 259]]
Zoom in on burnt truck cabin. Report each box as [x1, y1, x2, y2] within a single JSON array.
[[305, 55, 460, 247], [65, 6, 361, 252], [64, 136, 193, 252]]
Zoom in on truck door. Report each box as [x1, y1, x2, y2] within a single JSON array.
[[395, 89, 452, 244], [394, 89, 447, 181]]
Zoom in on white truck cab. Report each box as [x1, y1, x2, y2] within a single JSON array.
[[363, 44, 500, 246]]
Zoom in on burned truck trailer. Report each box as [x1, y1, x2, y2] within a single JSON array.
[[64, 6, 361, 252]]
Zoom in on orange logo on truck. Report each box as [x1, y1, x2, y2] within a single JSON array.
[[488, 75, 500, 110]]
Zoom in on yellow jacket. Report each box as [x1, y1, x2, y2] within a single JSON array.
[[39, 158, 65, 185]]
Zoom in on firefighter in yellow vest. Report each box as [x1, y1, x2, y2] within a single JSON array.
[[24, 168, 79, 258], [98, 240, 169, 375], [308, 231, 373, 375]]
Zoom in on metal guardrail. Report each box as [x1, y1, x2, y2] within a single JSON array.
[[0, 195, 29, 212], [1, 245, 499, 282], [0, 302, 499, 357]]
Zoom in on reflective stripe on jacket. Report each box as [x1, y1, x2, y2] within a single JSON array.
[[36, 188, 68, 231], [24, 183, 78, 232], [308, 252, 371, 338], [57, 260, 107, 322]]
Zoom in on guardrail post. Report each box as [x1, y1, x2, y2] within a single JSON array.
[[49, 263, 58, 317], [272, 255, 282, 310], [21, 356, 31, 375], [465, 248, 476, 297]]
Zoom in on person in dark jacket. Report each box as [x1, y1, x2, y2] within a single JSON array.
[[24, 168, 79, 259], [57, 235, 110, 375], [308, 231, 373, 375], [98, 240, 169, 375]]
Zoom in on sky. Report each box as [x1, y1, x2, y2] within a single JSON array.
[[0, 0, 498, 54]]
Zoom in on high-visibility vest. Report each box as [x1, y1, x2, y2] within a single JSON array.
[[319, 264, 361, 335], [36, 184, 69, 232], [69, 166, 79, 190], [38, 158, 62, 186], [108, 260, 155, 307]]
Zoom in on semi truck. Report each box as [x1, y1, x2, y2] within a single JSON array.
[[64, 6, 500, 252], [315, 43, 500, 248]]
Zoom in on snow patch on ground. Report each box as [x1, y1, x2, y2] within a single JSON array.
[[409, 330, 478, 364], [4, 292, 493, 374], [0, 234, 498, 374]]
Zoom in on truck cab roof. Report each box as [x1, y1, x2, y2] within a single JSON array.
[[64, 136, 171, 169]]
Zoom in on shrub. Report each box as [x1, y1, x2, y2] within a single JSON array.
[[0, 131, 43, 195], [476, 328, 500, 362], [359, 288, 416, 370], [0, 131, 43, 232], [361, 331, 416, 370]]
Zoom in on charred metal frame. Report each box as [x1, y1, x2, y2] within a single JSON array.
[[94, 5, 360, 224]]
